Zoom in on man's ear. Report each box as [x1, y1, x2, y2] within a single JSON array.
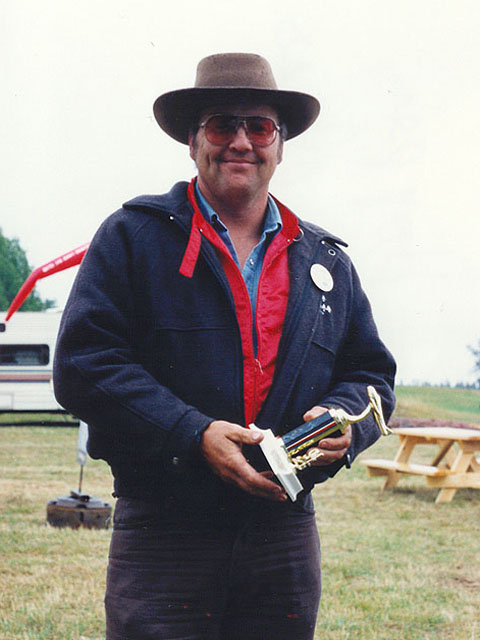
[[277, 140, 284, 165], [188, 132, 196, 161]]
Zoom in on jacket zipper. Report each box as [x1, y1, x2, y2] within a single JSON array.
[[172, 214, 255, 425], [250, 233, 292, 422]]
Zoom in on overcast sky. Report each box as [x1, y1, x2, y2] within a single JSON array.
[[2, 0, 480, 386]]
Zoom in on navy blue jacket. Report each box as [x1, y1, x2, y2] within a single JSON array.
[[53, 182, 395, 518]]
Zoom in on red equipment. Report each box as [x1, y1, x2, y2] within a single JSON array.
[[5, 243, 89, 321]]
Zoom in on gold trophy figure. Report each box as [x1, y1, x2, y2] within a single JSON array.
[[250, 386, 391, 501]]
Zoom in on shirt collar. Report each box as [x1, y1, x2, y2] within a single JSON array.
[[194, 181, 282, 235]]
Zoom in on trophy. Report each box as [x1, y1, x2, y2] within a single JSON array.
[[250, 385, 391, 501]]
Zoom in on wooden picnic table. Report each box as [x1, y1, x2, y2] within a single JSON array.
[[361, 426, 480, 503]]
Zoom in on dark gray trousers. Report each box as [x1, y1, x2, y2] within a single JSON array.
[[105, 497, 321, 640]]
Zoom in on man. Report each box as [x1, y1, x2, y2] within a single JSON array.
[[54, 53, 395, 640]]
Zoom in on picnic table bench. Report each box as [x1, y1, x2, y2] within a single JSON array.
[[361, 426, 480, 503]]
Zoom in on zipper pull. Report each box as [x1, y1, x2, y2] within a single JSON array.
[[255, 358, 264, 375]]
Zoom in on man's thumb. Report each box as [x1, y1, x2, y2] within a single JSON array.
[[242, 427, 264, 444]]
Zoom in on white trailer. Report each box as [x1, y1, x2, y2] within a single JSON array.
[[0, 311, 64, 411]]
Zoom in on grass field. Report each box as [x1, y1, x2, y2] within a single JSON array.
[[394, 385, 480, 424], [0, 386, 479, 639]]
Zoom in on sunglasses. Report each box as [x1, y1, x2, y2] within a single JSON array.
[[198, 114, 281, 147]]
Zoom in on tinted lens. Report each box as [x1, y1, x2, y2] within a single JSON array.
[[204, 115, 278, 146], [245, 117, 276, 145], [204, 115, 237, 144]]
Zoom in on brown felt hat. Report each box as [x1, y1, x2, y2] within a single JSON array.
[[153, 53, 320, 144]]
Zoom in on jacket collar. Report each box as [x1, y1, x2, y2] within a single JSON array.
[[180, 179, 303, 278], [122, 180, 348, 253], [123, 181, 193, 218]]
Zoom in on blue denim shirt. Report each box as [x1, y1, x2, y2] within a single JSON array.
[[195, 183, 282, 350]]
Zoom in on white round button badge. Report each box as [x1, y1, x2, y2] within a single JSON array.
[[310, 264, 334, 292]]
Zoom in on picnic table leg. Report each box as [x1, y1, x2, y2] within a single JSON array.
[[435, 445, 473, 503], [431, 440, 454, 468], [383, 436, 417, 490], [469, 455, 480, 472]]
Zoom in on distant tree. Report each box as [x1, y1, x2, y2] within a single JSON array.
[[468, 341, 480, 387], [0, 228, 55, 312]]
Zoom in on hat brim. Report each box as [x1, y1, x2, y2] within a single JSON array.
[[153, 87, 320, 144]]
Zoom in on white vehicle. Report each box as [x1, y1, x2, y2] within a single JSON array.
[[0, 311, 64, 411]]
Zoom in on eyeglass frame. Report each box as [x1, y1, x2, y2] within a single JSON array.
[[197, 113, 285, 147]]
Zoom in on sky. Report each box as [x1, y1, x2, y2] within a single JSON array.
[[2, 0, 480, 386]]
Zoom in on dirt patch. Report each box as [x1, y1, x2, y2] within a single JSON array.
[[448, 574, 480, 592], [389, 417, 480, 430]]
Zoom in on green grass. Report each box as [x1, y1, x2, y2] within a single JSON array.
[[394, 385, 480, 424], [316, 433, 480, 639], [0, 427, 110, 640], [0, 412, 78, 426], [0, 386, 479, 639]]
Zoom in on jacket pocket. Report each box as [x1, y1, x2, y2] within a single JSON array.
[[113, 497, 161, 530], [311, 335, 336, 355], [288, 330, 337, 421], [150, 326, 243, 423]]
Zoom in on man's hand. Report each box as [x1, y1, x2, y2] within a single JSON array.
[[302, 406, 352, 466], [200, 420, 287, 501]]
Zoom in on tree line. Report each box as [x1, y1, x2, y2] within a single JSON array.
[[468, 344, 480, 388], [0, 228, 54, 312]]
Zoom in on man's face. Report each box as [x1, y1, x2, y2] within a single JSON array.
[[188, 104, 283, 206]]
